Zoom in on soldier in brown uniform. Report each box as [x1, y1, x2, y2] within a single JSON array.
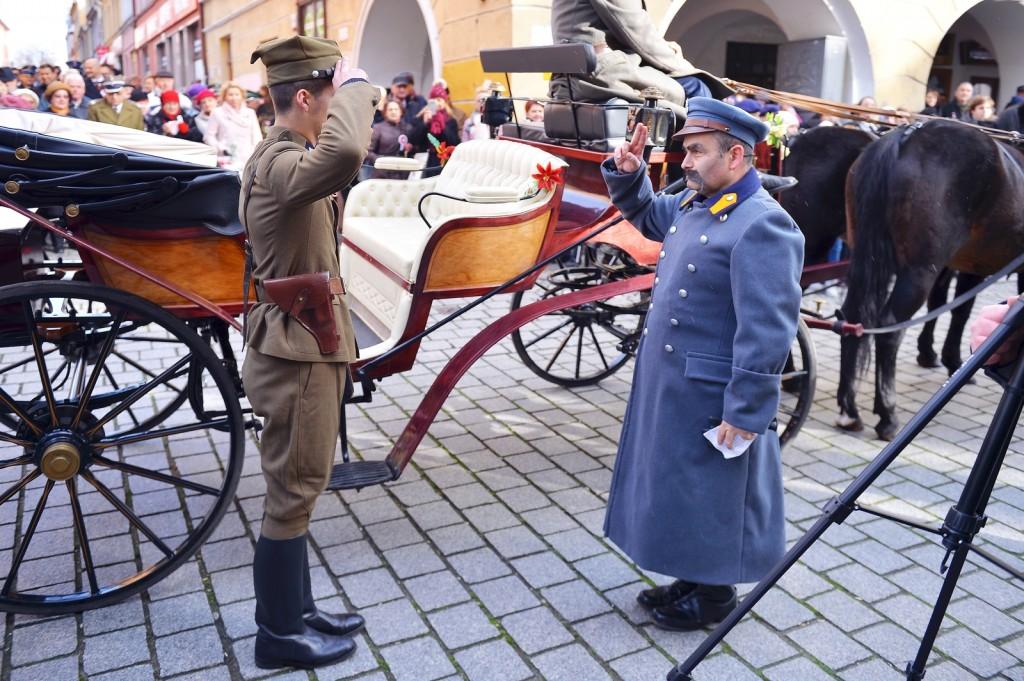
[[241, 36, 379, 670]]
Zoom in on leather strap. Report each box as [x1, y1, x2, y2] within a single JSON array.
[[680, 117, 733, 133]]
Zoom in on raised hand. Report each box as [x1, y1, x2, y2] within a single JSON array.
[[333, 58, 368, 90], [613, 122, 648, 173]]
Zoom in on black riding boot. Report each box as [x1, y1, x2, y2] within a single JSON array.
[[301, 537, 365, 636], [254, 535, 356, 670]]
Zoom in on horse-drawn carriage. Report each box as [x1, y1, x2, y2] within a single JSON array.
[[0, 44, 822, 616]]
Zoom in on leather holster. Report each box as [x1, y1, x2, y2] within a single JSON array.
[[262, 272, 345, 355]]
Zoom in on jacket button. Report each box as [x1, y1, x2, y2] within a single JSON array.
[[670, 318, 679, 326], [659, 250, 666, 259], [700, 235, 709, 244], [719, 213, 729, 222], [669, 226, 677, 234], [664, 344, 674, 353], [643, 327, 648, 336], [687, 264, 696, 273], [678, 289, 688, 298], [655, 276, 660, 284]]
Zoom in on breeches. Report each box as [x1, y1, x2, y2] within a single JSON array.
[[242, 347, 346, 540]]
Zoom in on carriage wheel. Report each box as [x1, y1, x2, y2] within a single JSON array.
[[511, 244, 649, 387], [778, 318, 816, 447], [0, 280, 243, 614]]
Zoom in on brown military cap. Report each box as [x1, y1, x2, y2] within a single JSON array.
[[250, 35, 341, 87]]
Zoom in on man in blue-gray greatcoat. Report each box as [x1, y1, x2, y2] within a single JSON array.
[[601, 98, 804, 630]]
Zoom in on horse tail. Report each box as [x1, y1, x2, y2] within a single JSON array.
[[843, 129, 903, 364]]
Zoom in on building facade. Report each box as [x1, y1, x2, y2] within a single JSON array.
[[65, 0, 1024, 111]]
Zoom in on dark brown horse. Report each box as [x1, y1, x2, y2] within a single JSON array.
[[838, 119, 1024, 439]]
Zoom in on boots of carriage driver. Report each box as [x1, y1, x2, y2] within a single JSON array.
[[253, 534, 362, 669]]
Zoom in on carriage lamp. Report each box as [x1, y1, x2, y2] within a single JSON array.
[[626, 87, 676, 150]]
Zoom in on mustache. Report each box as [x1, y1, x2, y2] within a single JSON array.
[[684, 170, 704, 189]]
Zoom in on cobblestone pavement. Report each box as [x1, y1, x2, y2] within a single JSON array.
[[2, 277, 1023, 681]]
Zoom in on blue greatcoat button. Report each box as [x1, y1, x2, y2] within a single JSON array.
[[700, 235, 709, 244], [678, 289, 688, 298], [669, 226, 677, 234], [659, 250, 666, 259], [670, 318, 679, 326], [664, 345, 674, 353], [688, 264, 696, 273]]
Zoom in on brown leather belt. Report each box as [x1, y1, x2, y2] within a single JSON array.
[[679, 118, 734, 134]]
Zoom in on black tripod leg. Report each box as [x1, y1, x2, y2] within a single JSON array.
[[670, 299, 1024, 681], [905, 350, 1024, 680]]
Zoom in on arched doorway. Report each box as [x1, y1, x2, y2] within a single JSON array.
[[354, 0, 441, 92], [660, 0, 873, 102], [927, 0, 1024, 111]]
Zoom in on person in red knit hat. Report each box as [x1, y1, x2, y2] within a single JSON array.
[[145, 89, 202, 142]]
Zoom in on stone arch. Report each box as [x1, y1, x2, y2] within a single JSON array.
[[353, 0, 441, 91], [659, 0, 874, 102]]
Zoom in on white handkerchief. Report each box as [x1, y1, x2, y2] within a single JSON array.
[[704, 426, 756, 459]]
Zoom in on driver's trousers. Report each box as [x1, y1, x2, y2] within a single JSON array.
[[242, 347, 346, 540]]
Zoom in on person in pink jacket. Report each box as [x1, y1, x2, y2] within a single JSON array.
[[204, 81, 263, 170]]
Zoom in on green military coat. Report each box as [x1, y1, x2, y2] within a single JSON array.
[[86, 99, 145, 129]]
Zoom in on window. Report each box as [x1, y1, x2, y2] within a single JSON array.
[[725, 42, 778, 90], [298, 0, 326, 38]]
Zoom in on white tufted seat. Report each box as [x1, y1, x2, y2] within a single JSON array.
[[341, 139, 566, 358]]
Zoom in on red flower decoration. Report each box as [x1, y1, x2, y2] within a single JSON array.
[[436, 142, 454, 166], [178, 122, 190, 135], [532, 162, 564, 192]]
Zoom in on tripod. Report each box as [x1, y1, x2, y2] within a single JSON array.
[[669, 296, 1024, 681]]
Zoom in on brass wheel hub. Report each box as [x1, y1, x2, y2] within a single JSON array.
[[40, 441, 81, 481]]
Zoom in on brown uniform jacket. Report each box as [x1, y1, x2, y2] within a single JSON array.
[[87, 99, 145, 129], [240, 80, 379, 363]]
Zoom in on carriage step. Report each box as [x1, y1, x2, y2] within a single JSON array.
[[327, 461, 397, 490]]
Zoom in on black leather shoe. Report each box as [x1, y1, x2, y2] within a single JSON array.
[[636, 580, 696, 610], [652, 585, 737, 631], [254, 535, 357, 670], [301, 539, 365, 636]]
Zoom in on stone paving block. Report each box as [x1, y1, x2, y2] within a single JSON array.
[[511, 551, 575, 588], [841, 538, 914, 575], [496, 484, 551, 513], [751, 588, 817, 631], [404, 570, 471, 612], [201, 536, 253, 572], [935, 626, 1018, 677], [852, 621, 922, 667], [573, 612, 648, 661], [920, 660, 982, 681], [454, 639, 533, 681], [501, 606, 574, 655], [947, 595, 1024, 641], [610, 647, 676, 681], [787, 619, 872, 669], [526, 468, 578, 493], [380, 636, 456, 681], [603, 582, 653, 625], [338, 567, 403, 608], [82, 596, 146, 635], [533, 643, 612, 681], [9, 653, 79, 681], [389, 480, 441, 507], [485, 525, 546, 559], [520, 505, 578, 535], [763, 656, 836, 681], [827, 563, 901, 603], [382, 542, 445, 579], [210, 564, 254, 604], [807, 588, 884, 631], [423, 464, 475, 488], [726, 618, 798, 668], [838, 657, 903, 681], [364, 518, 423, 551], [218, 598, 259, 640], [146, 559, 206, 601], [11, 616, 78, 666], [426, 523, 486, 556], [91, 663, 161, 681], [546, 527, 607, 562], [83, 624, 151, 675], [427, 601, 499, 649], [309, 514, 363, 548], [155, 625, 226, 677], [448, 547, 512, 584], [471, 574, 540, 617], [542, 579, 613, 622], [464, 502, 520, 533], [445, 482, 498, 509], [476, 466, 528, 492], [574, 552, 638, 591], [778, 563, 832, 600], [362, 598, 429, 646], [148, 590, 215, 636]]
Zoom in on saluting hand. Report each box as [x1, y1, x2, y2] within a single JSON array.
[[333, 58, 368, 90], [613, 122, 647, 173]]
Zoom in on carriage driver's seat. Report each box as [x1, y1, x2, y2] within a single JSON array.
[[341, 139, 567, 361]]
